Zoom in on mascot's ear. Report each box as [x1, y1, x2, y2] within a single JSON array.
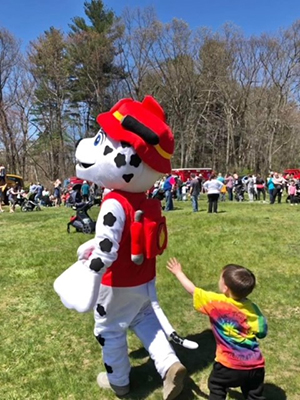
[[142, 96, 167, 123]]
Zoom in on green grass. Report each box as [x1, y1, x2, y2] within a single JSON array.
[[1, 198, 299, 400]]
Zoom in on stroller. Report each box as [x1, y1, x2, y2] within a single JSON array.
[[67, 201, 96, 234], [150, 187, 165, 201], [21, 193, 41, 212], [234, 185, 245, 202]]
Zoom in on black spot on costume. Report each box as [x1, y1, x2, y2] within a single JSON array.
[[114, 153, 126, 168], [90, 257, 105, 272], [103, 146, 113, 155], [103, 212, 117, 227], [121, 141, 131, 148], [130, 153, 142, 168], [122, 174, 134, 183], [96, 304, 107, 316], [96, 333, 106, 346], [104, 363, 113, 374], [100, 238, 113, 253]]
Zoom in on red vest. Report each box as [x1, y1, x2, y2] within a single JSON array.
[[101, 190, 156, 287]]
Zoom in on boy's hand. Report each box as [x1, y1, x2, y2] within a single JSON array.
[[167, 258, 183, 276]]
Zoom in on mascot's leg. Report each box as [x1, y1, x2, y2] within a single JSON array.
[[148, 279, 198, 350], [130, 302, 187, 400], [95, 330, 131, 396], [94, 285, 152, 394]]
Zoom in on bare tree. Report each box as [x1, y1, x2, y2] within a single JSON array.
[[0, 27, 21, 173]]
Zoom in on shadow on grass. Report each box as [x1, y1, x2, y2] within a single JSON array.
[[128, 329, 215, 399], [228, 383, 286, 400]]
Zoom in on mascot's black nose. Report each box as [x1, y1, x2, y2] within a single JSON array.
[[75, 138, 82, 149]]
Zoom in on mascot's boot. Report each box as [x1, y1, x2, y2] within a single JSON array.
[[163, 362, 187, 400], [97, 372, 130, 397]]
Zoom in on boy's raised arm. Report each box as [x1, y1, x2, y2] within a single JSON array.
[[167, 258, 196, 296]]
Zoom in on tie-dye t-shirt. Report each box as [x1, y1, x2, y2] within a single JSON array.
[[194, 288, 267, 370]]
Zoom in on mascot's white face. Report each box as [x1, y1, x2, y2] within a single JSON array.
[[76, 129, 160, 193]]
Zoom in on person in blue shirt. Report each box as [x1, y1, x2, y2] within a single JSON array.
[[81, 181, 90, 202], [267, 173, 275, 204], [217, 173, 225, 184], [35, 182, 44, 204], [163, 174, 175, 211]]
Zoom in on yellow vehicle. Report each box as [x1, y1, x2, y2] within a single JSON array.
[[0, 174, 24, 204]]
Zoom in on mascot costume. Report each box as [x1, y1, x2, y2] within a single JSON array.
[[54, 96, 197, 400]]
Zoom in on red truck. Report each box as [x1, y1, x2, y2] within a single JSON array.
[[171, 168, 212, 182], [283, 169, 300, 179]]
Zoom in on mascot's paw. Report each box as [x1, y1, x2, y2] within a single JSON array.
[[53, 260, 101, 313], [163, 362, 186, 400], [97, 372, 130, 397], [170, 331, 199, 350]]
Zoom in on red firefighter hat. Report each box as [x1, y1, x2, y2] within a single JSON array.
[[96, 96, 174, 173]]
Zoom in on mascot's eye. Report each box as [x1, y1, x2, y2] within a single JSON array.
[[94, 133, 102, 146]]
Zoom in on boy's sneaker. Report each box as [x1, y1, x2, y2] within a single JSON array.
[[97, 372, 130, 397], [163, 362, 187, 400]]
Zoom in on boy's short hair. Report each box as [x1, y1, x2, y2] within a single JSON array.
[[222, 264, 256, 299]]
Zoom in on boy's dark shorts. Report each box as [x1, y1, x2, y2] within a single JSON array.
[[208, 362, 265, 400]]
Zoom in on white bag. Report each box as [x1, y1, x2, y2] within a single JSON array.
[[53, 260, 101, 313]]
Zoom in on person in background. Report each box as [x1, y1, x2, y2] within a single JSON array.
[[220, 183, 227, 202], [288, 180, 297, 206], [81, 180, 90, 202], [61, 190, 67, 206], [197, 174, 204, 193], [35, 182, 44, 204], [267, 173, 275, 204], [272, 172, 284, 204], [166, 258, 267, 400], [28, 182, 38, 200], [189, 173, 201, 212], [256, 174, 266, 202], [217, 173, 225, 184], [233, 173, 245, 202], [8, 183, 20, 213], [245, 174, 255, 202], [203, 172, 224, 213], [0, 164, 6, 182], [53, 179, 62, 207], [41, 188, 52, 207], [163, 173, 175, 211], [225, 173, 234, 201], [182, 183, 187, 201], [176, 176, 183, 201], [0, 182, 4, 212]]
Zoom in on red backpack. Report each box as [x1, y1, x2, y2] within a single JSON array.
[[130, 197, 168, 264]]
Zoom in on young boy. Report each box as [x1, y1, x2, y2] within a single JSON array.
[[167, 258, 268, 400]]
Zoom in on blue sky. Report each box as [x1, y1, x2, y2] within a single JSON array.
[[1, 0, 300, 49]]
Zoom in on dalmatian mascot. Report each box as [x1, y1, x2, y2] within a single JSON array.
[[54, 96, 197, 399]]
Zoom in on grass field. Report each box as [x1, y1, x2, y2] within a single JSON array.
[[1, 197, 299, 400]]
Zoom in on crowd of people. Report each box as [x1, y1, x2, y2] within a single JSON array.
[[151, 171, 300, 213], [1, 166, 299, 215], [0, 174, 102, 213]]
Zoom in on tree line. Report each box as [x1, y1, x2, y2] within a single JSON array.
[[1, 0, 300, 185]]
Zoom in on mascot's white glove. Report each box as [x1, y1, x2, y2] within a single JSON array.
[[53, 259, 101, 312], [77, 239, 97, 260]]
